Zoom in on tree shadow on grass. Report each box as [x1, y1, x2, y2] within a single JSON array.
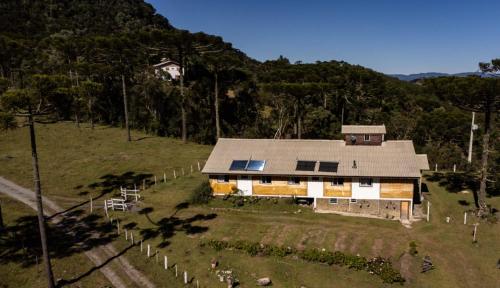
[[50, 172, 155, 220], [0, 210, 117, 269], [137, 205, 217, 248]]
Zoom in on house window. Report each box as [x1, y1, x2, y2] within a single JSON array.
[[331, 178, 344, 186], [217, 175, 229, 183], [329, 198, 338, 204], [288, 177, 300, 185], [350, 198, 357, 203], [260, 176, 272, 184], [359, 178, 373, 187], [364, 134, 370, 141]]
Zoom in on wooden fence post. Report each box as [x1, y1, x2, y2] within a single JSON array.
[[175, 265, 178, 277], [190, 165, 193, 173], [426, 201, 430, 222], [140, 240, 143, 252], [164, 256, 168, 270], [154, 176, 157, 186], [147, 244, 151, 257], [453, 164, 456, 173], [117, 221, 120, 234], [464, 212, 467, 225], [196, 280, 199, 288], [130, 232, 134, 244], [184, 271, 188, 284], [197, 161, 200, 171], [473, 223, 478, 242], [125, 229, 128, 240], [90, 197, 93, 213], [164, 172, 167, 183], [155, 250, 159, 263], [104, 200, 108, 217], [435, 163, 438, 172], [173, 170, 177, 179]]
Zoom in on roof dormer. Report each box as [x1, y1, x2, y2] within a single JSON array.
[[341, 125, 386, 146]]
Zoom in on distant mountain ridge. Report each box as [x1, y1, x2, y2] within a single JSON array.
[[389, 72, 481, 81]]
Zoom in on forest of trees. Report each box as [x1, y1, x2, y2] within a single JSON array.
[[0, 0, 498, 192]]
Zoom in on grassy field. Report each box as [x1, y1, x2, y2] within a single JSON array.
[[0, 122, 499, 287]]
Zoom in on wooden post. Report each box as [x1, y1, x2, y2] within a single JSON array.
[[197, 161, 200, 171], [473, 223, 479, 242], [164, 256, 168, 270], [155, 250, 159, 263], [125, 229, 128, 240], [117, 221, 120, 234], [190, 165, 193, 173], [104, 200, 108, 217], [453, 164, 456, 173], [173, 170, 177, 179], [196, 280, 199, 288], [426, 201, 430, 222], [464, 212, 467, 225], [140, 240, 143, 252], [435, 163, 438, 172], [143, 179, 146, 190], [147, 244, 151, 257], [130, 232, 134, 244], [90, 197, 93, 213], [175, 265, 178, 277], [182, 168, 185, 176], [184, 271, 188, 284], [154, 176, 157, 186], [163, 172, 167, 183]]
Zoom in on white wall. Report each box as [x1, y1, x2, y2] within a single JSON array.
[[351, 177, 380, 199]]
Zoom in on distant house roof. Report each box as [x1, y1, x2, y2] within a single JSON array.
[[202, 138, 423, 178], [153, 58, 179, 68], [341, 125, 386, 134], [416, 154, 430, 170]]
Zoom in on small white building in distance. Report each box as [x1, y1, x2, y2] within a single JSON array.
[[153, 58, 181, 80]]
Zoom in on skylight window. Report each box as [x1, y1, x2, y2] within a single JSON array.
[[296, 160, 316, 171], [246, 160, 266, 171], [318, 161, 339, 172], [229, 160, 248, 171]]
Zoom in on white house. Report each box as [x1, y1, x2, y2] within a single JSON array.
[[153, 58, 181, 80]]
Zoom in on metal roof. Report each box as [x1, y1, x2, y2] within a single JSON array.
[[341, 125, 386, 134], [202, 138, 423, 178], [416, 154, 430, 170]]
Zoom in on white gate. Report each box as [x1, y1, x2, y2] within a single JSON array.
[[307, 177, 323, 198], [237, 176, 253, 196]]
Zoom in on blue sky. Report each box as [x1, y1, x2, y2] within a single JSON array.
[[147, 0, 499, 74]]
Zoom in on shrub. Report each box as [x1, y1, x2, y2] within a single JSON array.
[[202, 239, 405, 284], [190, 181, 212, 204]]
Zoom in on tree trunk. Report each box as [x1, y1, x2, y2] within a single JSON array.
[[179, 58, 187, 143], [122, 74, 131, 142], [297, 116, 302, 139], [214, 72, 220, 140], [28, 112, 55, 288], [477, 96, 494, 216]]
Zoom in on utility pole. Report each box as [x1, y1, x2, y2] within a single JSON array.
[[467, 112, 478, 163]]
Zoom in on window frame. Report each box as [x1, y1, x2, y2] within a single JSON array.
[[331, 177, 344, 186], [350, 198, 357, 203], [329, 198, 338, 204], [260, 176, 272, 184], [364, 134, 371, 141], [217, 175, 230, 183], [287, 177, 300, 185], [359, 178, 373, 187]]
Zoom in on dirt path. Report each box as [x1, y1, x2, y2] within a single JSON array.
[[0, 176, 155, 288]]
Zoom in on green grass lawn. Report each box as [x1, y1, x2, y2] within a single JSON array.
[[0, 122, 499, 287]]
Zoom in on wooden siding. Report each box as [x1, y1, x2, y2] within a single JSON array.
[[323, 178, 352, 197], [209, 175, 237, 194], [252, 176, 307, 196], [380, 179, 414, 199]]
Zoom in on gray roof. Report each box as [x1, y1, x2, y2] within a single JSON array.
[[202, 138, 423, 178], [416, 154, 430, 170], [341, 125, 386, 134]]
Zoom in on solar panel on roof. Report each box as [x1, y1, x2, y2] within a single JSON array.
[[246, 160, 266, 171], [229, 160, 248, 171], [296, 160, 316, 171], [318, 161, 339, 172]]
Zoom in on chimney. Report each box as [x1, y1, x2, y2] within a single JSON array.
[[352, 160, 357, 169]]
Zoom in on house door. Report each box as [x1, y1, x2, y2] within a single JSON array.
[[400, 201, 410, 220], [307, 177, 323, 198], [237, 176, 253, 196]]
